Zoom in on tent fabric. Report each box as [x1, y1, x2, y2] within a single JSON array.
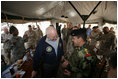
[[1, 1, 117, 25]]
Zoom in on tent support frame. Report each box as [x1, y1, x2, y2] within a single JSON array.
[[68, 1, 102, 28]]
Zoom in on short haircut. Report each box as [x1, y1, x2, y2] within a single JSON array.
[[49, 25, 54, 27], [28, 25, 31, 27], [9, 25, 17, 34]]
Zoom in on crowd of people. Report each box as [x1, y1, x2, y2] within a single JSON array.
[[1, 23, 117, 78], [1, 25, 43, 65]]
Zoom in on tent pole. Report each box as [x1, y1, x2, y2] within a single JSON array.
[[87, 1, 102, 20], [68, 1, 102, 28], [68, 1, 83, 21], [83, 21, 85, 28]]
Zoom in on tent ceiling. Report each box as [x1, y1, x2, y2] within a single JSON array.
[[1, 1, 117, 24]]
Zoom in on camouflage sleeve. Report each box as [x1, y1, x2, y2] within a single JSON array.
[[111, 35, 117, 50], [24, 31, 27, 35], [23, 36, 28, 42], [41, 31, 43, 37], [34, 31, 37, 39], [96, 34, 104, 41], [1, 34, 5, 43], [68, 51, 83, 73]]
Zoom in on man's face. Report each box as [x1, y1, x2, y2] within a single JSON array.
[[37, 25, 40, 30], [88, 25, 91, 29], [4, 28, 8, 34], [48, 33, 58, 41], [28, 27, 32, 31], [93, 28, 97, 32], [13, 29, 19, 36], [110, 28, 114, 31], [72, 36, 82, 47], [103, 27, 109, 34]]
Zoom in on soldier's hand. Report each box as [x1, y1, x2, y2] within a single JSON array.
[[31, 71, 37, 78], [5, 39, 9, 42], [61, 56, 65, 61], [23, 34, 28, 38], [99, 32, 102, 36], [62, 60, 68, 68], [64, 69, 71, 76]]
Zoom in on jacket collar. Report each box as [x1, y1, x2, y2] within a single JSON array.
[[45, 36, 59, 47]]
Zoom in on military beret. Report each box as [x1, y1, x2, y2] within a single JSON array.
[[71, 28, 87, 36]]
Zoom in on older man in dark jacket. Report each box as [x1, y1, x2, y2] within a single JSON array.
[[31, 26, 64, 78]]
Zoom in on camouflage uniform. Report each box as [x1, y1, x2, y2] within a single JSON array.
[[96, 32, 116, 71], [35, 29, 43, 45], [1, 33, 12, 65], [65, 28, 73, 55], [62, 28, 68, 41], [89, 30, 101, 47], [96, 32, 116, 57], [66, 28, 72, 43], [24, 30, 36, 49], [10, 36, 28, 63], [109, 31, 115, 35], [67, 44, 96, 77], [65, 35, 74, 59]]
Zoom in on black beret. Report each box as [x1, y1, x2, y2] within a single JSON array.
[[71, 28, 87, 36]]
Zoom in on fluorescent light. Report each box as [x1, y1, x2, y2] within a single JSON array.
[[36, 8, 46, 15], [69, 12, 76, 17]]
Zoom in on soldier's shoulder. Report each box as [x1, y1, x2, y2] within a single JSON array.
[[25, 30, 29, 33], [106, 32, 115, 38]]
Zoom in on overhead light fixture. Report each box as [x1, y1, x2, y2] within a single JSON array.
[[69, 12, 76, 17], [36, 8, 45, 15], [61, 15, 65, 18], [65, 16, 68, 18]]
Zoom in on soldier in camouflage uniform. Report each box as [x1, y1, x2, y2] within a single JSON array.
[[65, 26, 78, 59], [1, 27, 12, 65], [89, 26, 101, 49], [61, 25, 68, 53], [9, 26, 28, 63], [57, 26, 78, 78], [110, 27, 115, 35], [62, 25, 68, 42], [96, 27, 116, 72], [35, 25, 43, 45], [24, 25, 36, 49], [62, 29, 97, 78]]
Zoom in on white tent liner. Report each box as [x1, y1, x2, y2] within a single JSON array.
[[1, 1, 117, 25]]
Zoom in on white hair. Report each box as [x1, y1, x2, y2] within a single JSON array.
[[45, 26, 56, 35], [2, 26, 8, 31]]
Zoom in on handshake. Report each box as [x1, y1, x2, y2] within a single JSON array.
[[61, 59, 71, 76]]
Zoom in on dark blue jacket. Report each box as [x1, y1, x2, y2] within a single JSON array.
[[33, 35, 64, 71]]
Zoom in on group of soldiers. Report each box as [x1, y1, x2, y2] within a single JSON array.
[[1, 25, 43, 65], [1, 23, 117, 78], [24, 25, 43, 49], [59, 23, 117, 77]]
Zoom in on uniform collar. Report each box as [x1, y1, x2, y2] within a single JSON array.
[[80, 43, 87, 50]]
